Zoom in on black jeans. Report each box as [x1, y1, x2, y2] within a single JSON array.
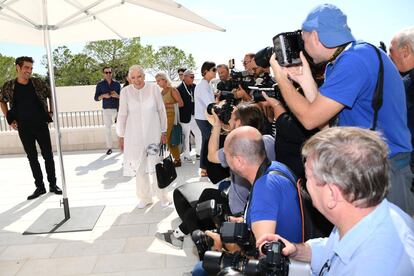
[[18, 123, 56, 188]]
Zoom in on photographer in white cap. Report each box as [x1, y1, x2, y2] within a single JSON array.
[[267, 3, 413, 215]]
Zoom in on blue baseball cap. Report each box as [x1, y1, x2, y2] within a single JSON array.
[[302, 4, 355, 48]]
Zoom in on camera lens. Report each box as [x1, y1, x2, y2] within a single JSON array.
[[254, 47, 274, 68]]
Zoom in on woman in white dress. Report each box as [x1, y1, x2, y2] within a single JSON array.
[[117, 65, 170, 208]]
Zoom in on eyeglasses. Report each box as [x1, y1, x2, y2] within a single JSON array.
[[210, 68, 217, 72], [104, 71, 112, 74], [178, 73, 184, 76]]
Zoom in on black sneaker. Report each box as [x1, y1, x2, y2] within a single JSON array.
[[27, 187, 46, 200], [106, 149, 112, 155]]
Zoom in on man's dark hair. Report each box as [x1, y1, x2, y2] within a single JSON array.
[[102, 66, 111, 72], [15, 56, 34, 67], [201, 61, 216, 77], [177, 68, 186, 74], [235, 103, 266, 134]]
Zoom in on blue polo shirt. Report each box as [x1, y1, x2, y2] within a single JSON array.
[[246, 161, 302, 243], [308, 200, 414, 275], [94, 79, 121, 109], [320, 42, 412, 157]]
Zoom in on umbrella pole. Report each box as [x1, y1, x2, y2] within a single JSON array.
[[43, 3, 70, 220]]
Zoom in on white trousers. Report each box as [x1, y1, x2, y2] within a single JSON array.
[[181, 115, 201, 157], [135, 161, 169, 203], [103, 108, 118, 149]]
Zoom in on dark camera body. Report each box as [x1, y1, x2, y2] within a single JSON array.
[[217, 69, 256, 92], [203, 240, 290, 276], [255, 30, 304, 68], [207, 92, 237, 125], [196, 199, 228, 228], [220, 222, 257, 256]]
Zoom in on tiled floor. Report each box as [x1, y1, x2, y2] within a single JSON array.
[[0, 150, 204, 276]]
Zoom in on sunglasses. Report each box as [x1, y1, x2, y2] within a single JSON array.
[[210, 68, 217, 72], [104, 71, 112, 74]]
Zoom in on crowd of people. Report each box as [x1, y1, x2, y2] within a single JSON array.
[[1, 3, 414, 275]]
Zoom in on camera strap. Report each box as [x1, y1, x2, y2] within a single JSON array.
[[366, 43, 384, 131]]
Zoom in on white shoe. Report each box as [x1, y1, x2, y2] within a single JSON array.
[[137, 200, 152, 209]]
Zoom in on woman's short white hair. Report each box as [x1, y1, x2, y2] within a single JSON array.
[[154, 72, 172, 86], [128, 65, 145, 78]]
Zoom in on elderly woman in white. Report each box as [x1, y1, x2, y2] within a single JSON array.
[[117, 65, 170, 208]]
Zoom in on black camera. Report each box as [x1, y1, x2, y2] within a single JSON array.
[[192, 229, 215, 260], [196, 199, 229, 228], [220, 222, 257, 257], [245, 72, 280, 103], [203, 240, 289, 276], [207, 91, 237, 125], [255, 30, 304, 68], [217, 70, 256, 92]]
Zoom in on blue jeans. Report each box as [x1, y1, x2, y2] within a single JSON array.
[[192, 261, 208, 276], [196, 119, 212, 170]]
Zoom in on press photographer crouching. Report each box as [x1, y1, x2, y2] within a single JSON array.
[[155, 104, 275, 249], [192, 126, 303, 276], [257, 127, 414, 275]]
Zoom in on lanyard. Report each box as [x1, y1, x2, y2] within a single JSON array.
[[183, 82, 194, 102]]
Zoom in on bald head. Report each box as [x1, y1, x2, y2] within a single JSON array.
[[224, 126, 266, 165]]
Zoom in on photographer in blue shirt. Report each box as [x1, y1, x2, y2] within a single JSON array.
[[269, 3, 413, 215], [258, 127, 414, 275]]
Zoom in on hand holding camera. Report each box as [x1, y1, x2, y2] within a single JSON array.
[[256, 233, 297, 259]]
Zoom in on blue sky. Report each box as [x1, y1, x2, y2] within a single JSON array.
[[1, 0, 413, 76]]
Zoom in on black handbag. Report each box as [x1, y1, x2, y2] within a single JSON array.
[[155, 144, 177, 189]]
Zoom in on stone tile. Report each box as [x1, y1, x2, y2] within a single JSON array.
[[166, 248, 199, 268], [0, 232, 38, 246], [123, 236, 157, 253], [52, 239, 126, 258], [0, 243, 58, 261], [0, 260, 25, 276], [91, 224, 149, 240], [125, 266, 194, 276], [16, 256, 97, 276], [93, 252, 166, 273]]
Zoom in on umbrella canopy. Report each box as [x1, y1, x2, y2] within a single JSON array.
[[0, 0, 225, 45]]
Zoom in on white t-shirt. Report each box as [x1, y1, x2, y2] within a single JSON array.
[[194, 78, 215, 120]]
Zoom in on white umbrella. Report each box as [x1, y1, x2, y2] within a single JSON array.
[[0, 0, 224, 233]]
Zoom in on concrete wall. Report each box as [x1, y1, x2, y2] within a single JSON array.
[[0, 126, 118, 155]]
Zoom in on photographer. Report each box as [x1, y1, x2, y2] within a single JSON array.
[[208, 103, 275, 215], [192, 126, 302, 275], [155, 104, 274, 249], [270, 4, 413, 215], [257, 127, 414, 275]]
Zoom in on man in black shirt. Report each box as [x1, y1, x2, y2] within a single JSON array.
[[0, 56, 62, 200]]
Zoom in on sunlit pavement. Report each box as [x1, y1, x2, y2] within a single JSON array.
[[0, 150, 207, 276]]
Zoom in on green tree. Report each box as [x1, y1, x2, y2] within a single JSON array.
[[152, 46, 196, 80], [42, 46, 100, 86], [0, 54, 16, 86], [84, 37, 154, 81]]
